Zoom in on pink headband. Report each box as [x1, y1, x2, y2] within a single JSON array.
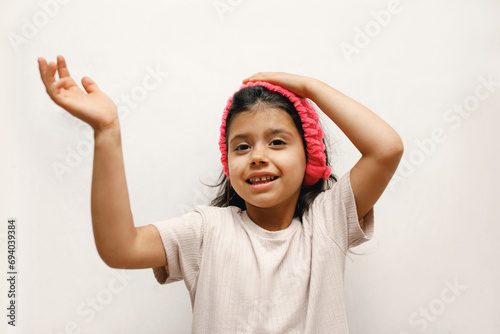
[[219, 81, 331, 187]]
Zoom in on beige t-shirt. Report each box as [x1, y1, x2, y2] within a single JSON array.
[[151, 169, 375, 333]]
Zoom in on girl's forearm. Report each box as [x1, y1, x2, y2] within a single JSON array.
[[305, 79, 403, 158], [91, 120, 137, 268]]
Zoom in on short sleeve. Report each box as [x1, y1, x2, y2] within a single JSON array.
[[311, 169, 374, 251], [149, 209, 204, 291]]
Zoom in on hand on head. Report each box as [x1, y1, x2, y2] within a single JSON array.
[[38, 55, 119, 132], [242, 72, 315, 99]]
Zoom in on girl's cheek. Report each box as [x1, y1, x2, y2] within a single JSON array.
[[228, 158, 246, 174]]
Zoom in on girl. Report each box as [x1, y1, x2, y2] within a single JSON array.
[[38, 55, 403, 333]]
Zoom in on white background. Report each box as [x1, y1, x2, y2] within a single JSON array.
[[1, 0, 499, 333]]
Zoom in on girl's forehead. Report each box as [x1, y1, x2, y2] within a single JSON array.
[[228, 108, 298, 135], [231, 107, 294, 125]]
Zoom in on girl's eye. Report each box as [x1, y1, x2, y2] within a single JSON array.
[[270, 139, 285, 146], [235, 144, 250, 151]]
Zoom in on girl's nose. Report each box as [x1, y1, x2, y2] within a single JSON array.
[[249, 145, 268, 166]]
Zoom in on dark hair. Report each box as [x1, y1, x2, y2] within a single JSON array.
[[210, 85, 337, 222]]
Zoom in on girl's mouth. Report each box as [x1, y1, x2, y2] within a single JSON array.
[[246, 175, 279, 185]]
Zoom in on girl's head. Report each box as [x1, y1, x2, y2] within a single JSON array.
[[212, 81, 335, 219]]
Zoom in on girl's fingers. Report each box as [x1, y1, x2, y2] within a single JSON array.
[[38, 56, 71, 90], [242, 72, 308, 97], [56, 55, 71, 79], [47, 61, 57, 81], [242, 72, 277, 84], [81, 76, 100, 94], [38, 57, 57, 91], [37, 57, 47, 73], [242, 74, 261, 83], [38, 58, 51, 85], [45, 62, 59, 96], [54, 77, 74, 90]]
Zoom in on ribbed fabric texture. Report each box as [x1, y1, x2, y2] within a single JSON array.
[[151, 169, 375, 333]]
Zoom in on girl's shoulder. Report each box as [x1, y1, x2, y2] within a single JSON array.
[[307, 170, 351, 215]]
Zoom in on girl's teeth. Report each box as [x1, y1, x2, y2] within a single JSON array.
[[250, 176, 276, 184]]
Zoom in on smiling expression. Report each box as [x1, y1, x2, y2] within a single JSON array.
[[227, 106, 307, 213]]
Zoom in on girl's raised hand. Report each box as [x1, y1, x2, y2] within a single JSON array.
[[38, 55, 118, 132], [242, 72, 316, 98]]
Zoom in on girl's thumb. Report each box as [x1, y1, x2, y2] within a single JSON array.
[[81, 76, 100, 94]]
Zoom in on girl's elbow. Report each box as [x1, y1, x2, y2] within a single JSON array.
[[102, 257, 122, 269], [103, 257, 131, 269], [386, 133, 404, 157], [98, 249, 128, 269], [391, 139, 404, 157], [376, 138, 404, 162]]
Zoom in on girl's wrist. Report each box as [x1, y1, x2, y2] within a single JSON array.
[[303, 77, 324, 100], [94, 118, 121, 144]]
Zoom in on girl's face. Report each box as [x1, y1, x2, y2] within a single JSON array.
[[227, 107, 307, 212]]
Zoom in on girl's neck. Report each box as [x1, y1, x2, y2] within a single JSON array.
[[245, 201, 297, 232]]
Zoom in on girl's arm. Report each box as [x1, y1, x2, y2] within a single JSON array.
[[38, 56, 166, 269], [243, 72, 404, 221], [91, 123, 166, 269]]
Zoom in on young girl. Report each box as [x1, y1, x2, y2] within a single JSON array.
[[38, 55, 403, 333]]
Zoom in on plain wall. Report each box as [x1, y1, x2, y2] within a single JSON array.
[[1, 0, 499, 333]]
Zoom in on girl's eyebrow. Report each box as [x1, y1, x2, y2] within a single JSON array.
[[229, 129, 292, 144]]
